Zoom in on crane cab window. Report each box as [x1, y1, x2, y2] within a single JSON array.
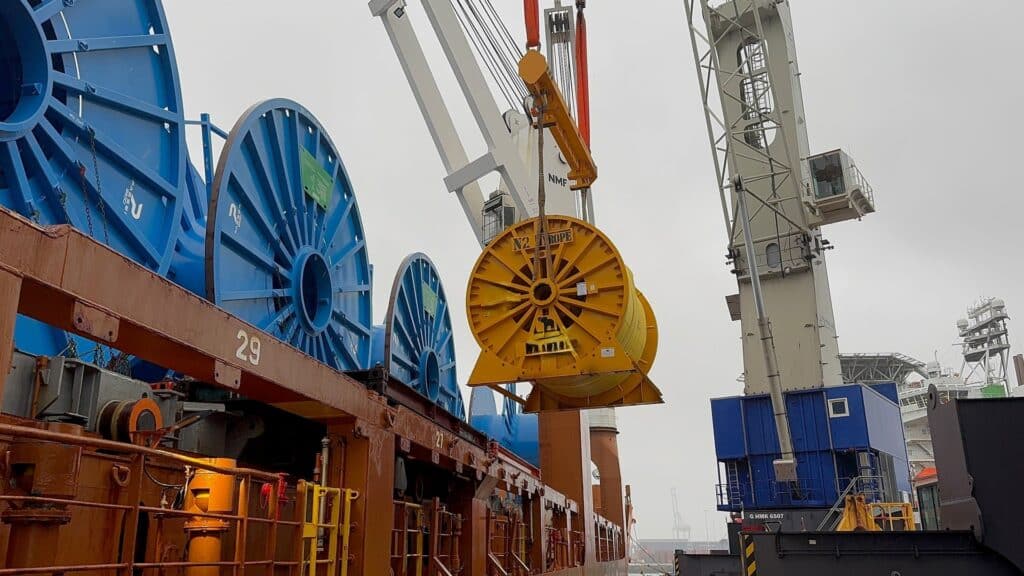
[[828, 398, 849, 418]]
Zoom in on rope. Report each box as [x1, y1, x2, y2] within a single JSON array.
[[629, 525, 673, 576], [533, 98, 551, 280], [450, 0, 530, 113]]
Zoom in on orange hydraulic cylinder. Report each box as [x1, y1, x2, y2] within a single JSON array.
[[524, 0, 540, 48], [183, 459, 237, 576], [575, 4, 591, 146], [2, 423, 83, 571]]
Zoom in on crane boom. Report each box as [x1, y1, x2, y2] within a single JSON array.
[[519, 50, 598, 190], [369, 0, 537, 245]]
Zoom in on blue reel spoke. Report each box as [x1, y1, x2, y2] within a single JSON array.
[[33, 0, 66, 24], [0, 141, 34, 214], [332, 309, 371, 338], [326, 325, 360, 370], [221, 231, 276, 273], [21, 133, 66, 221], [48, 34, 171, 55], [208, 99, 372, 371], [227, 171, 293, 263], [48, 99, 178, 201], [329, 237, 365, 267], [51, 72, 178, 124], [244, 133, 300, 254]]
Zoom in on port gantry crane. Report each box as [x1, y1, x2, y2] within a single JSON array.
[[684, 0, 877, 481], [369, 0, 641, 562]]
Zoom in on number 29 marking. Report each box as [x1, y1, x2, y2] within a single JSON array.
[[236, 329, 262, 366]]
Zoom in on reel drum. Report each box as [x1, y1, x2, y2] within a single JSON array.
[[373, 253, 463, 419], [206, 99, 373, 372]]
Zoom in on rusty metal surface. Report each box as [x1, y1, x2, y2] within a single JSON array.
[[589, 428, 624, 528], [0, 210, 542, 496], [0, 208, 628, 575]]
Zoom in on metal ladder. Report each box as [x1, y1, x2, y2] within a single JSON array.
[[300, 482, 359, 576], [816, 475, 885, 531], [725, 461, 744, 507]]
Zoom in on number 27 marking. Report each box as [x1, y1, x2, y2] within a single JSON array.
[[236, 329, 262, 366]]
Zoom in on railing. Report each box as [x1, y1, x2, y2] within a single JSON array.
[[430, 499, 463, 576], [866, 502, 916, 532], [391, 501, 428, 576], [570, 528, 585, 566], [716, 475, 829, 509], [844, 159, 875, 207], [298, 483, 358, 576], [817, 475, 888, 531], [545, 526, 570, 571], [0, 423, 309, 576], [391, 499, 464, 576], [488, 509, 530, 575], [593, 519, 622, 562], [715, 481, 749, 508]]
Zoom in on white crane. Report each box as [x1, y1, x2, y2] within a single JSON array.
[[368, 0, 591, 245], [684, 0, 877, 480]]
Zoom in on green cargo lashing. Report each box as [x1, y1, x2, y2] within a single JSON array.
[[300, 148, 333, 210]]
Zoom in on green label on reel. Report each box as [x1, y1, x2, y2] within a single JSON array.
[[299, 149, 332, 210], [422, 282, 438, 317]]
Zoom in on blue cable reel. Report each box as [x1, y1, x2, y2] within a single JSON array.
[[372, 253, 464, 419], [0, 0, 191, 363], [206, 99, 373, 372]]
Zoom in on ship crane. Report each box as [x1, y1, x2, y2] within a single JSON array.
[[368, 0, 592, 246], [685, 0, 880, 496], [370, 0, 659, 550]]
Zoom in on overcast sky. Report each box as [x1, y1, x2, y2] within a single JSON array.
[[165, 1, 1024, 540]]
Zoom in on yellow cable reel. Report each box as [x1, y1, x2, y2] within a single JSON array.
[[466, 216, 663, 412]]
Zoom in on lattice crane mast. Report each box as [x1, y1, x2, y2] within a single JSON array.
[[685, 0, 877, 481]]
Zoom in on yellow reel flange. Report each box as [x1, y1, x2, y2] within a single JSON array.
[[466, 216, 662, 411]]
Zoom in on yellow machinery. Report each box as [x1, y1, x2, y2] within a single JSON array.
[[299, 481, 359, 576], [836, 495, 916, 532], [518, 51, 597, 190], [466, 215, 662, 411]]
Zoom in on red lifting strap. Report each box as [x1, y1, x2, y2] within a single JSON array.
[[575, 4, 591, 146], [524, 0, 541, 49]]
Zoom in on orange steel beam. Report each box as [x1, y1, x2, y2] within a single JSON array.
[[334, 422, 395, 575], [0, 208, 632, 573], [539, 411, 597, 565], [589, 427, 624, 528], [0, 209, 549, 500], [519, 50, 598, 190], [0, 268, 19, 403]]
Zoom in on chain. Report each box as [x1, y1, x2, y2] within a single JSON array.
[[88, 129, 111, 245], [47, 169, 77, 358], [107, 351, 132, 376], [68, 128, 115, 365], [76, 160, 95, 239]]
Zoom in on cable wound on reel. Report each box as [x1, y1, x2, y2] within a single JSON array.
[[466, 215, 661, 412]]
